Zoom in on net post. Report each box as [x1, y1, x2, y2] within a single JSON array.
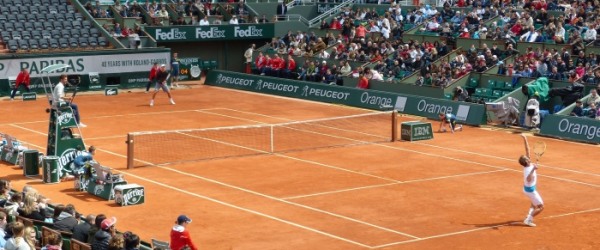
[[391, 110, 398, 142], [126, 133, 134, 169]]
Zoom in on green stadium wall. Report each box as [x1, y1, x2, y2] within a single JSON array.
[[205, 70, 487, 125]]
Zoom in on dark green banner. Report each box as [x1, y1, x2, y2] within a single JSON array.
[[177, 57, 202, 81], [205, 71, 487, 125], [540, 115, 600, 144], [146, 24, 275, 42]]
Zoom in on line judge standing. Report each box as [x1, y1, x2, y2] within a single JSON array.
[[244, 44, 255, 73]]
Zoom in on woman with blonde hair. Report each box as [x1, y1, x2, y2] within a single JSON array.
[[5, 221, 32, 250], [18, 194, 46, 221], [24, 226, 37, 250]]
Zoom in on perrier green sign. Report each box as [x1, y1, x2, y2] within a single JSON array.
[[146, 24, 275, 42]]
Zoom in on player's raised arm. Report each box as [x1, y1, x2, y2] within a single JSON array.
[[521, 134, 531, 158]]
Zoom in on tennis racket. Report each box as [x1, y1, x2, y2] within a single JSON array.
[[532, 141, 546, 164]]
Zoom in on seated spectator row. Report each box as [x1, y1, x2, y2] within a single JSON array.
[[0, 4, 74, 15], [1, 29, 101, 42], [5, 37, 108, 52], [0, 13, 83, 23], [0, 21, 92, 34], [0, 0, 67, 6]]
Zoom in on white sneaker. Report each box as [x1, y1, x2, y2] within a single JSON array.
[[458, 125, 463, 131], [78, 122, 87, 128], [523, 219, 536, 227], [170, 99, 176, 105], [144, 91, 148, 93], [150, 100, 154, 107]]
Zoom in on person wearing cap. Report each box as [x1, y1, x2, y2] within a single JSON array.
[[92, 217, 117, 250], [146, 62, 160, 93], [170, 215, 197, 250], [150, 64, 176, 107]]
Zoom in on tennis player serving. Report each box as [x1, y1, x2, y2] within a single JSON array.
[[519, 134, 545, 227], [150, 64, 176, 107]]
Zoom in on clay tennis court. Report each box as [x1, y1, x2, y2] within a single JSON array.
[[1, 83, 600, 249]]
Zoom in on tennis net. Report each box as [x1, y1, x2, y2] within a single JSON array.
[[126, 111, 397, 168]]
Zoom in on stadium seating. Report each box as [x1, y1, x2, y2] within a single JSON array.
[[0, 0, 112, 53]]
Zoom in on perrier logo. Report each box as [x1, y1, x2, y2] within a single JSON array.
[[123, 188, 144, 205], [57, 112, 74, 126]]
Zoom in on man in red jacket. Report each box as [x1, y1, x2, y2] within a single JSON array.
[[284, 55, 296, 79], [10, 68, 31, 100], [170, 215, 197, 250], [269, 54, 283, 77], [145, 62, 159, 93]]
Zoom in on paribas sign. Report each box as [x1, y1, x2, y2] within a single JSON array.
[[0, 52, 170, 79]]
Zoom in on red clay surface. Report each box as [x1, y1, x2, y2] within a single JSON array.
[[1, 83, 600, 250]]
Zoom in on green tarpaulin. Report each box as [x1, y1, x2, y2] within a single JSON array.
[[527, 77, 550, 102]]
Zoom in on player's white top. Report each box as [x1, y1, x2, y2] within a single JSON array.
[[523, 164, 537, 192]]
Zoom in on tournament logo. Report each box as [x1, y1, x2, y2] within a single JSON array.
[[216, 74, 223, 84], [255, 79, 263, 90], [57, 148, 82, 176], [105, 88, 118, 96], [57, 112, 74, 126], [123, 188, 144, 205], [301, 86, 309, 97]]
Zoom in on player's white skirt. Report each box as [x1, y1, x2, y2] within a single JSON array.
[[523, 190, 544, 206]]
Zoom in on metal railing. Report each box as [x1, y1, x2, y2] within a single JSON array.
[[244, 1, 261, 17], [280, 14, 310, 25], [308, 0, 355, 27]]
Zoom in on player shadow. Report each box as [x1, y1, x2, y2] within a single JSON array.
[[463, 220, 530, 229]]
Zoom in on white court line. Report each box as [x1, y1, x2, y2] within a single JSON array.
[[9, 124, 47, 136], [89, 149, 373, 248], [283, 170, 507, 200], [85, 135, 125, 140], [0, 108, 224, 126], [95, 148, 398, 247], [412, 141, 600, 178], [9, 106, 600, 247], [372, 206, 600, 249], [211, 109, 600, 190], [194, 110, 270, 124]]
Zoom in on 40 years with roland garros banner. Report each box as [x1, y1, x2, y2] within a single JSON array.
[[206, 70, 487, 126]]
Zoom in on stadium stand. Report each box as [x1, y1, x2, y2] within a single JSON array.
[[0, 0, 112, 53]]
